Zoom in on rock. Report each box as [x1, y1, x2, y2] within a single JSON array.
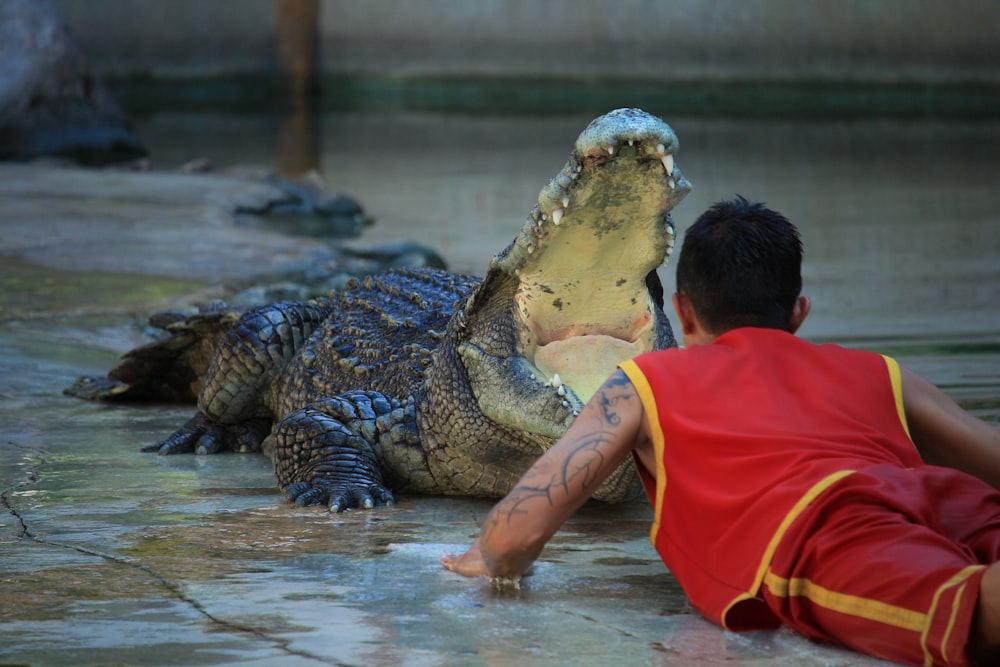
[[0, 0, 146, 164], [235, 170, 376, 239]]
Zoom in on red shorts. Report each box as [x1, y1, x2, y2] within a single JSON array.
[[762, 464, 1000, 667]]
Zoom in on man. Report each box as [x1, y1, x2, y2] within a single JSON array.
[[441, 197, 1000, 666]]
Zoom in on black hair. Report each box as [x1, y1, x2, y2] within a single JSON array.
[[675, 196, 803, 333]]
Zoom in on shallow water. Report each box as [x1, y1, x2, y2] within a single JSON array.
[[1, 108, 998, 665]]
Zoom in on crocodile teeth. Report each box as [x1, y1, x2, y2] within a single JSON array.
[[628, 139, 634, 146], [669, 178, 676, 189], [557, 385, 566, 397], [561, 195, 569, 207], [661, 153, 674, 175], [551, 208, 563, 225], [607, 144, 616, 155], [656, 143, 666, 155], [551, 373, 562, 387]]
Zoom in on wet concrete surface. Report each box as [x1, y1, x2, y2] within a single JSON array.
[[0, 381, 894, 667], [2, 121, 993, 666], [0, 162, 902, 666]]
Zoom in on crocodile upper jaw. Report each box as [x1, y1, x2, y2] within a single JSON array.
[[457, 108, 690, 441], [514, 116, 690, 403]]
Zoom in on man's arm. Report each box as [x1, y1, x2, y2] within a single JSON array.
[[441, 370, 646, 578], [902, 365, 1000, 490]]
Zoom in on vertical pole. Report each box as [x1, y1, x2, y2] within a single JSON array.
[[274, 0, 319, 98], [274, 0, 320, 176]]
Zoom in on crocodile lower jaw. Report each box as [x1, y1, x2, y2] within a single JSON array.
[[532, 317, 655, 403]]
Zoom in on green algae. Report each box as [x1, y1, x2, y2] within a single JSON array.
[[116, 506, 388, 563], [0, 257, 208, 317], [869, 340, 1000, 357], [0, 561, 168, 622], [116, 534, 223, 561], [961, 398, 1000, 412], [113, 75, 1000, 120]]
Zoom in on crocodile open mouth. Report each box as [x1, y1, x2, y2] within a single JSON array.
[[508, 109, 691, 402]]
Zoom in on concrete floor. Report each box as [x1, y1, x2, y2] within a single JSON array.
[[0, 163, 901, 666]]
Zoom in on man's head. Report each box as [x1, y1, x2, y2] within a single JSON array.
[[673, 196, 809, 342]]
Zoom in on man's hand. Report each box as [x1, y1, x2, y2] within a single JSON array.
[[440, 539, 487, 577]]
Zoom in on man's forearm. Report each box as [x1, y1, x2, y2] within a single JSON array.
[[904, 367, 1000, 490]]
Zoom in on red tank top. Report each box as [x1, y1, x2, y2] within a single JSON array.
[[619, 327, 920, 630]]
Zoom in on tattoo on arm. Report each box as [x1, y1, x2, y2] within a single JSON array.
[[486, 370, 639, 530], [597, 369, 634, 426]]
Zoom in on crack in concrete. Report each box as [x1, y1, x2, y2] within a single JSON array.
[[1, 452, 348, 667], [2, 487, 31, 539], [556, 607, 644, 639], [2, 440, 44, 539]]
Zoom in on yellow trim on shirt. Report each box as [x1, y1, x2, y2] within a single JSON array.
[[763, 571, 926, 631], [748, 470, 856, 599], [920, 564, 985, 666], [763, 561, 985, 665], [618, 359, 667, 545], [882, 354, 912, 441]]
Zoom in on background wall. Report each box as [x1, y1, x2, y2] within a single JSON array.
[[52, 1, 1000, 85]]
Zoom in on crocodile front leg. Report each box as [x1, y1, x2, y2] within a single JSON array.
[[273, 391, 414, 512], [200, 300, 333, 423]]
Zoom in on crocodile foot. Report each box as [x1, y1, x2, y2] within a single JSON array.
[[272, 400, 394, 512], [142, 412, 272, 455], [283, 479, 394, 512]]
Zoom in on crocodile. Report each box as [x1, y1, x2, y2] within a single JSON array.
[[142, 108, 691, 511]]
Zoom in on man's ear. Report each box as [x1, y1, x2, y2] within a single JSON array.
[[672, 292, 699, 337], [788, 295, 811, 334]]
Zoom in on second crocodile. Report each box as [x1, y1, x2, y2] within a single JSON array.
[[144, 108, 692, 511]]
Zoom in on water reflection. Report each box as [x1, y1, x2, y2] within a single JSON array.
[[274, 100, 321, 176]]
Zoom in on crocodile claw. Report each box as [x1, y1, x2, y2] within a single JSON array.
[[329, 484, 394, 512], [142, 412, 271, 455], [272, 399, 397, 513], [283, 480, 394, 512], [141, 415, 204, 454]]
